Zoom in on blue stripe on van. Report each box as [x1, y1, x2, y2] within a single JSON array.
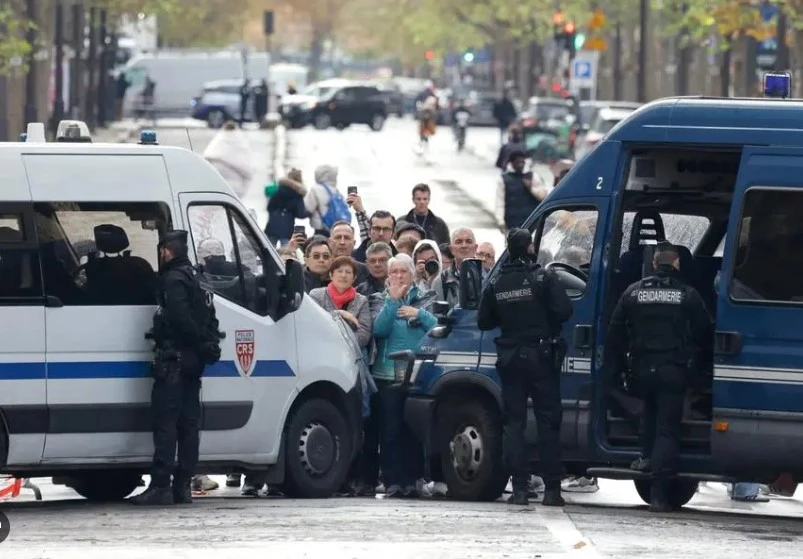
[[0, 360, 295, 380]]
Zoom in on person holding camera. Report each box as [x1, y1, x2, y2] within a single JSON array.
[[412, 240, 446, 301]]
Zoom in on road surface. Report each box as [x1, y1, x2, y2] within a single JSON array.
[[6, 117, 799, 558]]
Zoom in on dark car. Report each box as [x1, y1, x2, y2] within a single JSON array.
[[309, 84, 388, 131], [190, 78, 263, 128], [373, 82, 405, 118]]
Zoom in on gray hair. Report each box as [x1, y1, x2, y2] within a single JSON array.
[[366, 241, 393, 259], [388, 253, 416, 277], [451, 227, 476, 243], [314, 164, 338, 186]]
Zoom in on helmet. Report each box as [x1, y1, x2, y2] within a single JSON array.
[[197, 238, 225, 261]]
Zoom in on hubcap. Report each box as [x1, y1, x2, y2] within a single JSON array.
[[449, 425, 484, 482], [298, 421, 335, 477]]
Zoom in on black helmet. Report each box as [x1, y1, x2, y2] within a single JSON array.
[[506, 228, 531, 258]]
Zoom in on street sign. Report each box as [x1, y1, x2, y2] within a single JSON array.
[[584, 36, 607, 51], [573, 60, 592, 80], [588, 9, 606, 30], [756, 38, 777, 70], [570, 51, 598, 89]]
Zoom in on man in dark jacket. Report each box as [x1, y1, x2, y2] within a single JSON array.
[[495, 126, 526, 171], [132, 230, 212, 505], [352, 210, 398, 263], [493, 91, 518, 145], [397, 183, 450, 246], [502, 150, 550, 231]]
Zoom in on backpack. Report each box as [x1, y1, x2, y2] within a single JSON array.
[[319, 183, 351, 230], [186, 266, 225, 366]]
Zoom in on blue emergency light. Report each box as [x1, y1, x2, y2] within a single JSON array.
[[763, 71, 792, 99], [138, 130, 158, 145]]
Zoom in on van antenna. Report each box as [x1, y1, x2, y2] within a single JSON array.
[[185, 128, 194, 152]]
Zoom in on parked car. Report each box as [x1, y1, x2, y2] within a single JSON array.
[[372, 82, 405, 117], [190, 78, 263, 128], [278, 78, 352, 128], [574, 107, 634, 160], [309, 83, 388, 131], [573, 100, 642, 149]]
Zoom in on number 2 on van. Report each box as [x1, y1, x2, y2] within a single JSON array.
[[235, 329, 255, 377]]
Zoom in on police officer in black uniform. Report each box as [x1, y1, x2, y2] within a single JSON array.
[[132, 230, 218, 505], [477, 228, 573, 506], [607, 242, 713, 512]]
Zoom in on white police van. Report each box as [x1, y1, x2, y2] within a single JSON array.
[[0, 121, 362, 501]]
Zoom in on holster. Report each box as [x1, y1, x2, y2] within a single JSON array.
[[551, 337, 567, 371], [151, 349, 182, 383]]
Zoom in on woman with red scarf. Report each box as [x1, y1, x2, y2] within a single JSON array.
[[309, 256, 372, 349]]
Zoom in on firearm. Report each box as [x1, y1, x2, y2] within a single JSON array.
[[549, 335, 567, 372]]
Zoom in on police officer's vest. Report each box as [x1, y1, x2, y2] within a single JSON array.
[[492, 260, 552, 341], [156, 264, 223, 366], [626, 274, 691, 362]]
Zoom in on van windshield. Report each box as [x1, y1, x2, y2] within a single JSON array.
[[620, 212, 710, 254]]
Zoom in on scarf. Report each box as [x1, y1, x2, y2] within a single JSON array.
[[327, 282, 356, 309]]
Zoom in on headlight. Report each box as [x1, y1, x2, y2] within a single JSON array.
[[305, 100, 317, 110]]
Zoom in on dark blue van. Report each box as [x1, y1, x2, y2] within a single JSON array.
[[397, 95, 803, 509]]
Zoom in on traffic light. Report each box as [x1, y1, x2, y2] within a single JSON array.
[[425, 50, 435, 61], [563, 21, 577, 55], [463, 50, 475, 63], [574, 33, 586, 50]]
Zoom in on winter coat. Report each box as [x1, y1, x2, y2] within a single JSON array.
[[372, 285, 438, 381], [396, 209, 450, 246], [309, 287, 372, 349], [265, 178, 308, 241]]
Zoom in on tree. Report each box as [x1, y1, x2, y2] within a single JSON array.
[[0, 4, 34, 76]]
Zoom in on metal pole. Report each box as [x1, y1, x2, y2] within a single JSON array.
[[265, 33, 274, 116], [96, 8, 107, 127], [85, 7, 97, 128], [613, 22, 622, 100], [70, 1, 84, 119], [0, 76, 8, 141], [775, 11, 789, 71], [24, 0, 38, 125], [637, 0, 647, 102], [52, 0, 66, 134]]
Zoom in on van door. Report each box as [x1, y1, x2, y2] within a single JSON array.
[[0, 204, 47, 465], [179, 193, 299, 459], [712, 146, 803, 469], [25, 153, 172, 461], [479, 196, 610, 455]]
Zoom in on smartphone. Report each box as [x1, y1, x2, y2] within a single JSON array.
[[347, 186, 358, 195], [293, 225, 306, 236]]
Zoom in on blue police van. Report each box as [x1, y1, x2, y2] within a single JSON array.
[[396, 82, 803, 509]]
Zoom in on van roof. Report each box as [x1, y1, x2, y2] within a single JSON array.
[[0, 142, 239, 199], [608, 96, 803, 145]]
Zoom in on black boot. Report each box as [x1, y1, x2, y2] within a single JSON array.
[[172, 480, 192, 504], [649, 482, 672, 513], [130, 485, 173, 506], [507, 490, 529, 506], [542, 487, 565, 507], [630, 457, 651, 472]]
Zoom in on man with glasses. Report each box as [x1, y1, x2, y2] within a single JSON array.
[[352, 210, 399, 263], [358, 242, 392, 296], [476, 242, 496, 276]]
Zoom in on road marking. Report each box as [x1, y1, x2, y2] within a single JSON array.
[[539, 508, 605, 558]]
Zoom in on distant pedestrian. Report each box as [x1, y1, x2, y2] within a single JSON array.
[[239, 79, 251, 127], [493, 90, 518, 146], [254, 79, 269, 124]]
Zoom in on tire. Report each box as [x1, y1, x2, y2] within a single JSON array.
[[207, 110, 225, 129], [282, 398, 353, 498], [370, 113, 386, 131], [437, 398, 507, 501], [314, 113, 331, 130], [70, 471, 142, 502], [634, 479, 699, 510]]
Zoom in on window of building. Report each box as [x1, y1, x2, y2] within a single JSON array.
[[730, 188, 803, 303], [34, 202, 171, 306], [188, 204, 266, 314], [0, 210, 42, 301]]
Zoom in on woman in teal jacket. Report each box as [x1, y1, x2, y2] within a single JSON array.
[[373, 253, 437, 498]]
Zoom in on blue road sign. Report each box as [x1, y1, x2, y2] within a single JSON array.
[[759, 1, 778, 22], [573, 60, 593, 79]]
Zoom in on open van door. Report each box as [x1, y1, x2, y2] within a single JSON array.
[[712, 145, 803, 472]]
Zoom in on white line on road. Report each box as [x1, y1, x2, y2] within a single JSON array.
[[539, 508, 605, 558]]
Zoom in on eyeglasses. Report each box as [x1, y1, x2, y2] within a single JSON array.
[[476, 252, 493, 260], [371, 226, 393, 234], [310, 253, 331, 261]]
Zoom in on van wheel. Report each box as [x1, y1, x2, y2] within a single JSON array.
[[282, 398, 352, 498], [634, 479, 699, 510], [207, 110, 225, 129], [70, 472, 142, 502], [370, 114, 386, 131], [437, 398, 507, 501]]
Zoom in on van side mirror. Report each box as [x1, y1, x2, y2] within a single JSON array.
[[432, 300, 451, 324], [458, 258, 484, 310], [278, 257, 304, 316]]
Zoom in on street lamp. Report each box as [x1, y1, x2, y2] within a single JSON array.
[[24, 0, 38, 125], [52, 0, 66, 134]]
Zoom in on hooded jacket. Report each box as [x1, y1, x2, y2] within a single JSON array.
[[203, 128, 254, 199], [413, 239, 444, 300]]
